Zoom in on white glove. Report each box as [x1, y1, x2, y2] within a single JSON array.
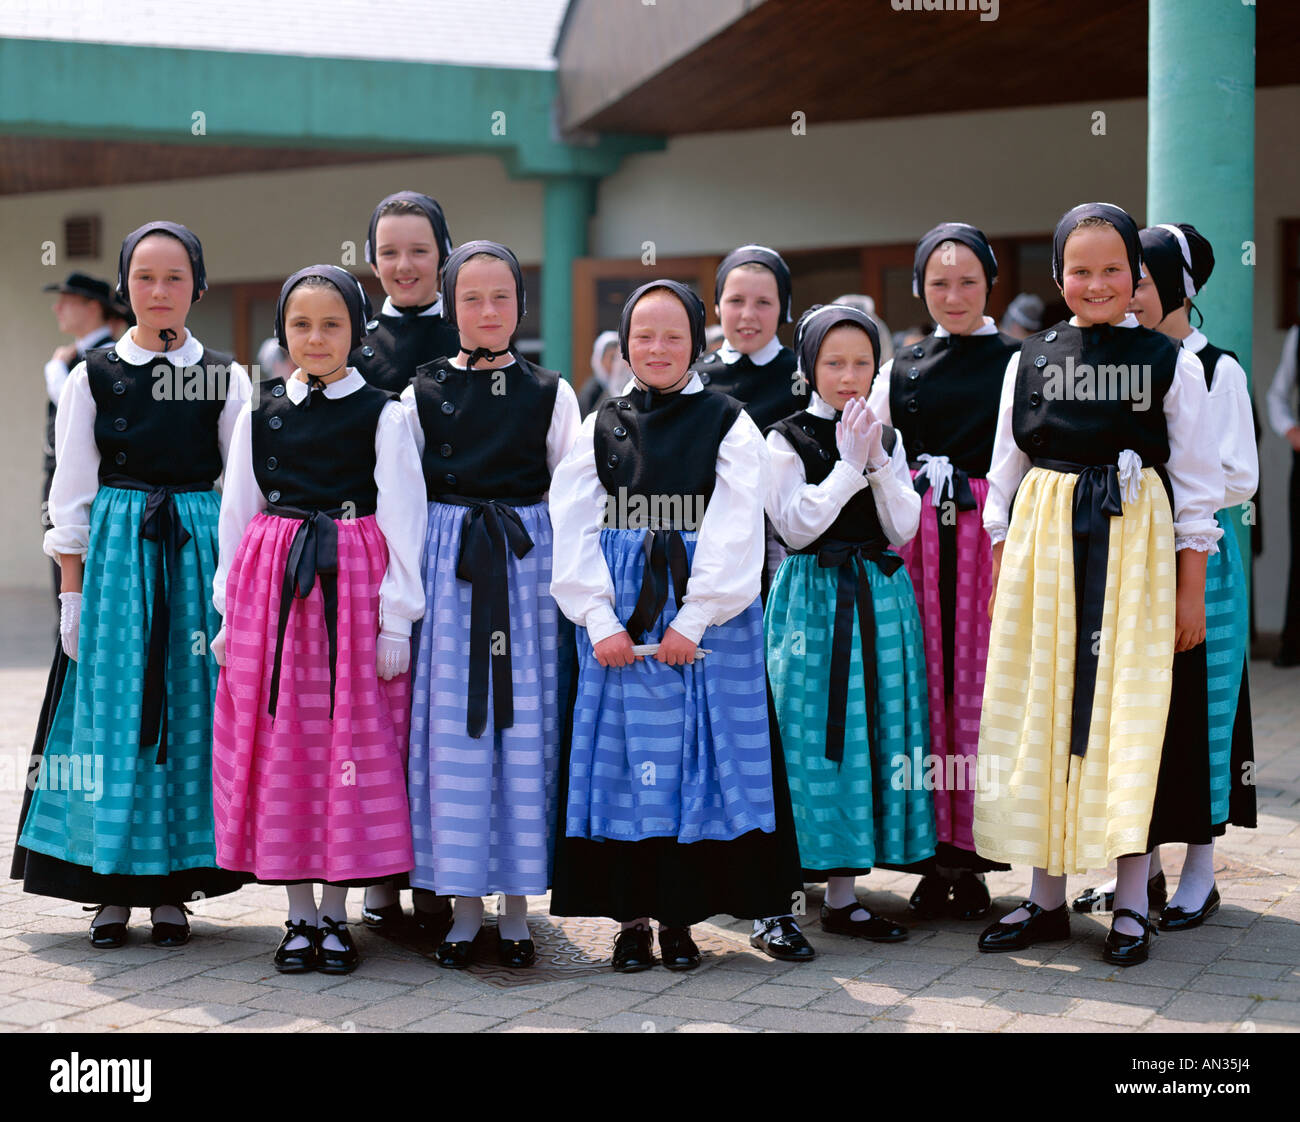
[[376, 631, 410, 680], [836, 397, 878, 473], [210, 627, 227, 667], [59, 591, 82, 662]]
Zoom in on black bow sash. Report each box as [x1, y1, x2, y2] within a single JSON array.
[[795, 539, 904, 765], [443, 494, 540, 738], [625, 529, 692, 644], [107, 477, 212, 765], [266, 505, 344, 721], [1032, 457, 1171, 758]]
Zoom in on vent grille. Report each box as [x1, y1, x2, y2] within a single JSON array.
[[64, 214, 100, 259]]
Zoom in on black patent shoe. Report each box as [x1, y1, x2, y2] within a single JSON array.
[[820, 901, 908, 942], [317, 915, 360, 975], [435, 940, 475, 970], [273, 919, 318, 973], [1071, 870, 1167, 915], [658, 926, 702, 971], [977, 900, 1069, 953], [750, 915, 816, 962], [950, 872, 992, 921], [612, 927, 655, 973], [909, 874, 952, 919], [361, 902, 404, 930], [1158, 884, 1220, 932], [497, 931, 537, 968], [412, 901, 454, 950], [149, 903, 192, 948], [85, 905, 128, 950], [1103, 907, 1156, 966]]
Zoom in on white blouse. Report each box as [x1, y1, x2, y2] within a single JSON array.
[[1183, 329, 1259, 510], [212, 369, 427, 637], [865, 316, 1001, 424], [549, 372, 769, 647], [983, 316, 1224, 551], [765, 392, 920, 551], [44, 327, 252, 560]]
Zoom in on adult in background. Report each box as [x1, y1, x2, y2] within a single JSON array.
[[999, 292, 1044, 340], [1266, 324, 1300, 666]]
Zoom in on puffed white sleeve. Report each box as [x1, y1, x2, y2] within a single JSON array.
[[1209, 352, 1259, 511], [865, 360, 893, 424], [549, 413, 623, 644], [1164, 349, 1225, 551], [1265, 326, 1298, 437], [983, 352, 1030, 545], [43, 362, 100, 561], [212, 401, 264, 618], [375, 400, 429, 636], [869, 428, 921, 548], [399, 383, 425, 458], [766, 427, 869, 550], [546, 377, 583, 474], [217, 361, 253, 467], [670, 410, 768, 644]]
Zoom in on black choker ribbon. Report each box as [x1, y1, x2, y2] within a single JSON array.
[[465, 346, 512, 369], [157, 328, 178, 353]]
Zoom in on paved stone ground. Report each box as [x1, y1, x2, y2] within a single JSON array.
[[0, 589, 1296, 1033]]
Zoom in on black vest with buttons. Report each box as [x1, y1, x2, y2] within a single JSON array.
[[46, 327, 114, 473], [251, 377, 392, 513], [593, 387, 744, 525], [413, 357, 559, 500], [888, 330, 1018, 475], [87, 345, 230, 486], [768, 412, 897, 550], [690, 346, 802, 432], [1192, 339, 1237, 393], [350, 311, 461, 394], [1012, 322, 1177, 464]]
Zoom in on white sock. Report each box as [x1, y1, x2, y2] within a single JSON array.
[[825, 875, 871, 921], [1112, 854, 1151, 937], [317, 885, 349, 951], [497, 895, 531, 942], [285, 884, 316, 950], [446, 896, 484, 944], [620, 918, 651, 932], [92, 905, 129, 928], [1170, 842, 1216, 911], [1149, 846, 1163, 878], [1002, 868, 1066, 924], [151, 904, 185, 925], [364, 881, 399, 911]]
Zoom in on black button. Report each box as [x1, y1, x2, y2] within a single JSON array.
[[268, 416, 283, 430], [1045, 330, 1058, 342], [1033, 354, 1047, 369], [912, 345, 924, 358], [366, 319, 379, 331], [443, 473, 457, 486], [802, 424, 815, 435], [112, 381, 126, 395], [107, 351, 119, 363], [699, 373, 710, 385], [617, 400, 631, 410], [1028, 391, 1042, 406], [1030, 433, 1044, 446], [440, 401, 454, 415], [272, 384, 286, 397], [906, 399, 920, 414], [607, 454, 620, 468], [114, 451, 127, 465], [908, 367, 920, 380], [440, 443, 453, 457], [113, 417, 127, 431], [819, 449, 830, 461], [361, 346, 375, 358], [435, 370, 447, 383], [266, 456, 278, 470], [613, 426, 627, 439], [268, 489, 281, 502]]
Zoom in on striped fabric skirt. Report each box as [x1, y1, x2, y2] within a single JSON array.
[[407, 500, 560, 898], [973, 466, 1176, 875], [566, 528, 776, 844], [19, 487, 236, 892], [212, 512, 413, 884], [1205, 511, 1252, 827], [765, 552, 935, 875], [896, 473, 997, 865]]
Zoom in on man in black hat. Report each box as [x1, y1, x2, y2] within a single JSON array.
[[40, 273, 123, 611]]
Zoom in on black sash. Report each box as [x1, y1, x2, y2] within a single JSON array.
[[791, 538, 904, 765], [105, 477, 213, 764], [1030, 457, 1173, 758], [439, 494, 542, 739], [624, 529, 692, 644]]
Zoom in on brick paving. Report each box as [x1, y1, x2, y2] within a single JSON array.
[[1, 589, 1296, 1033]]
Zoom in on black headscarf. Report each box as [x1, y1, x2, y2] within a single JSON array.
[[439, 240, 527, 339], [618, 280, 707, 366], [794, 304, 881, 387], [912, 222, 998, 297], [115, 221, 207, 304], [364, 191, 453, 266], [714, 244, 793, 323], [274, 265, 372, 353], [1051, 202, 1142, 295], [1139, 223, 1215, 320]]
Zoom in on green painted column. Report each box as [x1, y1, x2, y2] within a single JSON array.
[[541, 176, 596, 378], [1148, 0, 1255, 581]]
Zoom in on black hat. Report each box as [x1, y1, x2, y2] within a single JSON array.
[[1139, 224, 1215, 320], [42, 272, 116, 309], [1051, 202, 1142, 296], [715, 244, 794, 323], [618, 280, 707, 365], [274, 265, 373, 352], [116, 221, 207, 304], [912, 223, 998, 298], [365, 191, 453, 266], [793, 303, 881, 386]]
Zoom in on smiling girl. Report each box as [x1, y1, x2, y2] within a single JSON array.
[[973, 203, 1225, 966], [210, 265, 426, 975], [14, 221, 252, 948]]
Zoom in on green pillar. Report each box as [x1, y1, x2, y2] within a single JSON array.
[[1148, 0, 1256, 578], [541, 176, 596, 378]]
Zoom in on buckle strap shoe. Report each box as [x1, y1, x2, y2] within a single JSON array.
[[750, 915, 816, 961], [85, 904, 128, 950], [273, 919, 318, 973], [1071, 870, 1167, 915], [949, 872, 992, 921], [149, 903, 192, 948], [820, 900, 908, 942], [1158, 884, 1220, 932], [908, 874, 952, 920], [978, 900, 1069, 953], [316, 915, 360, 975], [1103, 907, 1156, 966]]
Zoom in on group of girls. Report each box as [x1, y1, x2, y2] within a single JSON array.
[[12, 190, 1255, 979]]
